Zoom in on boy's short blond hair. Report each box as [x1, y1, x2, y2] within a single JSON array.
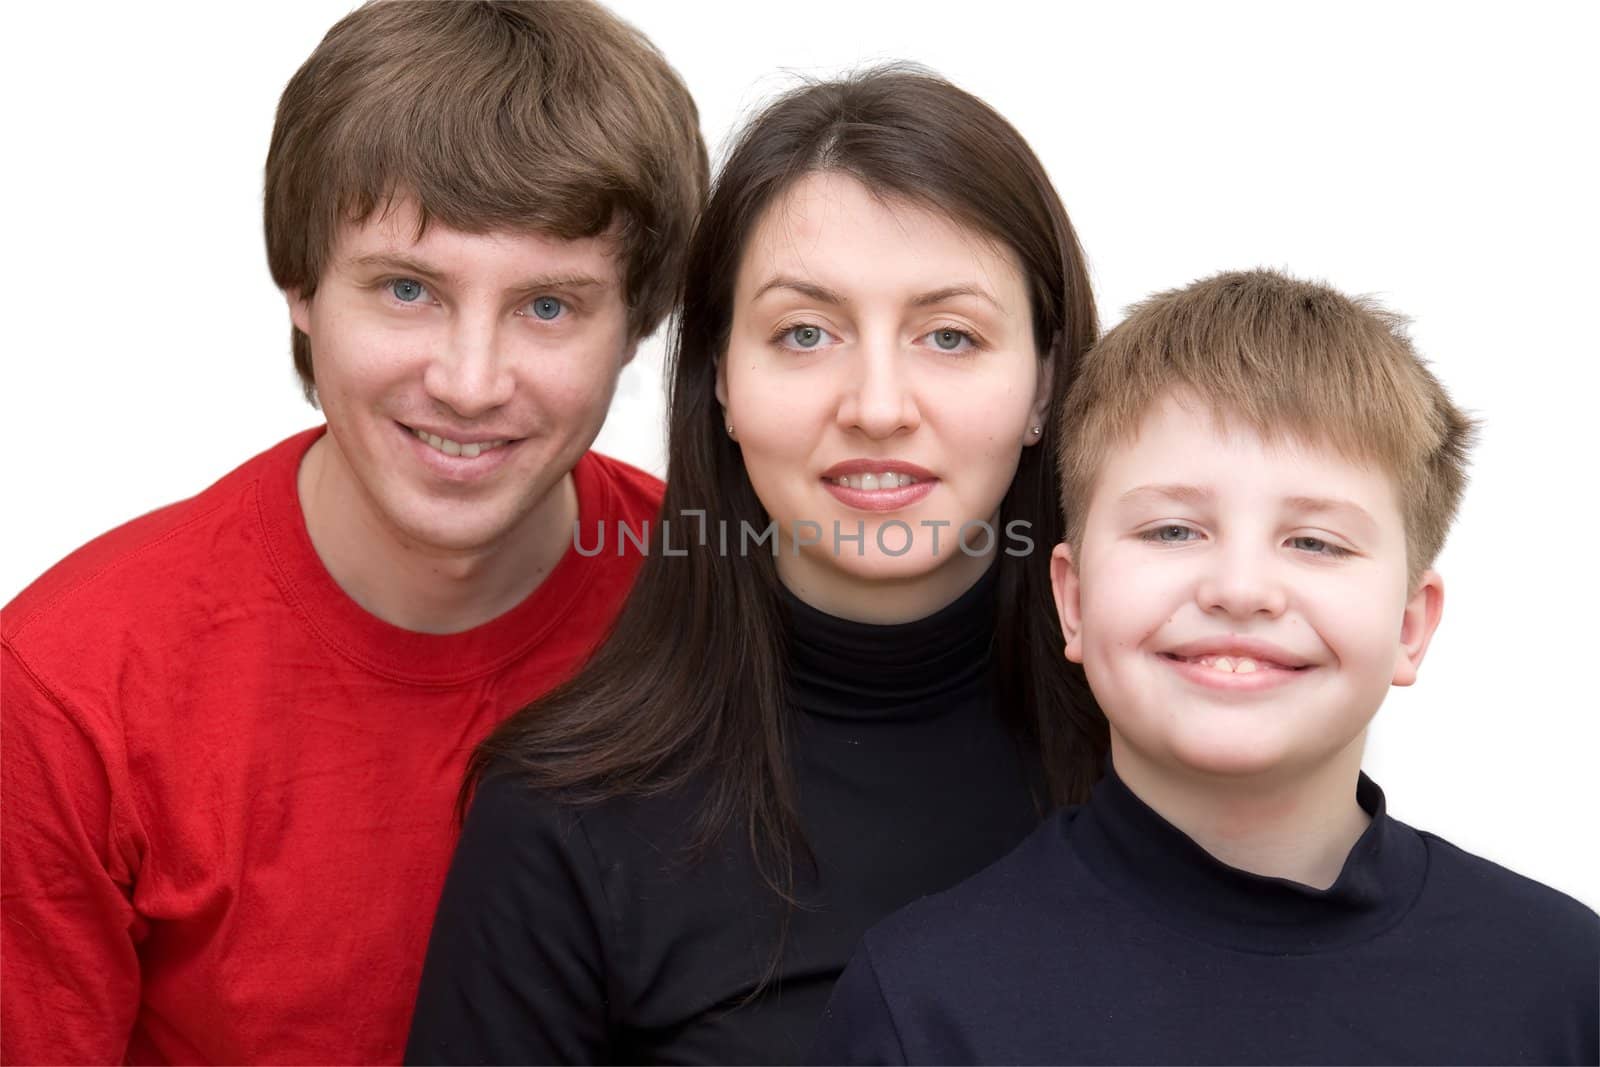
[[265, 0, 709, 403], [1057, 270, 1477, 587]]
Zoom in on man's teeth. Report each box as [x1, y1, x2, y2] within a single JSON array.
[[834, 472, 920, 491], [411, 428, 508, 459]]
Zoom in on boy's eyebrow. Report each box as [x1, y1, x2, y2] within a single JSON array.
[[1118, 484, 1213, 507], [1283, 495, 1379, 536], [347, 252, 608, 292], [1118, 485, 1380, 536]]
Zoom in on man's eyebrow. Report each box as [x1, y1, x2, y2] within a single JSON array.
[[347, 253, 607, 292], [750, 276, 848, 305]]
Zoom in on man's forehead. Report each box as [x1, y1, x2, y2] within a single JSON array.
[[328, 197, 623, 272]]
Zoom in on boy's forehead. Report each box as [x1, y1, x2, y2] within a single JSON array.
[[1092, 393, 1404, 522]]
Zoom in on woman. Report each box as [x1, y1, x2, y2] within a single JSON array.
[[406, 66, 1106, 1065]]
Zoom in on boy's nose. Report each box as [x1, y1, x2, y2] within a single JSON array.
[[423, 316, 515, 418], [1195, 550, 1289, 620]]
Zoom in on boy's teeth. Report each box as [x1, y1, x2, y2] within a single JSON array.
[[1190, 655, 1263, 674], [412, 428, 507, 458], [835, 472, 919, 491]]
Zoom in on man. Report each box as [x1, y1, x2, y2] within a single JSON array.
[[1, 2, 706, 1061]]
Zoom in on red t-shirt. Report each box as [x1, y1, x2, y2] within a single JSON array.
[[1, 427, 662, 1064]]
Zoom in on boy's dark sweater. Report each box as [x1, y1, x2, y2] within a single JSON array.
[[813, 765, 1599, 1066]]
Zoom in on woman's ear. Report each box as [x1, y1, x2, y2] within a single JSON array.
[[1024, 348, 1056, 447], [1050, 542, 1085, 663]]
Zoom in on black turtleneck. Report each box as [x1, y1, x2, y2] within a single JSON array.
[[813, 762, 1600, 1066], [405, 567, 1046, 1065]]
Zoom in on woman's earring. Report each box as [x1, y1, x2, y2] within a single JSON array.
[[1031, 425, 1042, 436], [726, 423, 735, 438]]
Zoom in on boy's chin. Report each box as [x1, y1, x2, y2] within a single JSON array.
[[1117, 723, 1314, 784]]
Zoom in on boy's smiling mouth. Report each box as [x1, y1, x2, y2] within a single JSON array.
[[1160, 651, 1309, 675], [1156, 637, 1317, 688]]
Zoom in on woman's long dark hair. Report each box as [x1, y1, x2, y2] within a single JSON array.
[[468, 65, 1107, 916]]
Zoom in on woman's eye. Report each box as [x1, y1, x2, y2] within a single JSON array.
[[780, 324, 835, 350], [527, 296, 565, 321], [922, 327, 975, 353], [388, 278, 428, 303]]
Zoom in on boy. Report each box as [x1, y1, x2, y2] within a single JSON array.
[[812, 270, 1598, 1064], [0, 2, 706, 1062]]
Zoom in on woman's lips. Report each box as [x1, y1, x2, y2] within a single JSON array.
[[822, 477, 937, 512]]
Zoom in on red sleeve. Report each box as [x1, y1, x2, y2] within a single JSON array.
[[2, 642, 143, 1065]]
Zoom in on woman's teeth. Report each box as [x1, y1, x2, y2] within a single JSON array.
[[411, 427, 508, 459], [833, 472, 920, 491]]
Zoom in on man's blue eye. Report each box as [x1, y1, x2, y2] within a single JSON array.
[[531, 296, 564, 320], [390, 279, 426, 303]]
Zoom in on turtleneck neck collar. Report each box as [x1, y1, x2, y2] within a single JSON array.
[[782, 564, 997, 722], [1071, 761, 1428, 954]]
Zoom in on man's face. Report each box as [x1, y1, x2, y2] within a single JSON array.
[[1052, 393, 1443, 786], [288, 198, 633, 556]]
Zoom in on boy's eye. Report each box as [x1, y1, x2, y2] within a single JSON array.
[[1143, 524, 1200, 544], [388, 278, 428, 303], [1289, 536, 1350, 557], [527, 295, 565, 321], [919, 327, 976, 353]]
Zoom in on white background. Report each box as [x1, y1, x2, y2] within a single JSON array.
[[3, 3, 1595, 908]]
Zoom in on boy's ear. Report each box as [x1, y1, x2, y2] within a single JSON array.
[[1024, 354, 1056, 448], [1050, 542, 1085, 664], [1392, 569, 1445, 686], [286, 288, 312, 335]]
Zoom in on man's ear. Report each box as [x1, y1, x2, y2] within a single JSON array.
[[1050, 542, 1085, 664], [621, 337, 640, 368], [1392, 569, 1445, 686], [286, 288, 312, 335], [1024, 353, 1056, 448]]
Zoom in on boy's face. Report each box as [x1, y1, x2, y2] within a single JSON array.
[[288, 198, 634, 557], [1051, 393, 1443, 785]]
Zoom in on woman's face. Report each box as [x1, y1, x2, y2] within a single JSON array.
[[719, 172, 1051, 623]]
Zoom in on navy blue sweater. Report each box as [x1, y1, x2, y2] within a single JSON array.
[[813, 766, 1598, 1065]]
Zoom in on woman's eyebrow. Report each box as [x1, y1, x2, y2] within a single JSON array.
[[910, 284, 1001, 310], [750, 276, 848, 305]]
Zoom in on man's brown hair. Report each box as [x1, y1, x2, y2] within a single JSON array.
[[265, 0, 708, 403], [1058, 269, 1477, 587]]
